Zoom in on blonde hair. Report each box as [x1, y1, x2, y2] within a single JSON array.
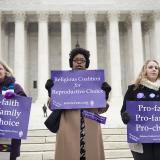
[[0, 60, 14, 77], [135, 60, 160, 88]]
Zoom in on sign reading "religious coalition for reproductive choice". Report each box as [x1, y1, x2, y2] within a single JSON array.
[[51, 70, 106, 110], [127, 101, 160, 143], [0, 95, 32, 139]]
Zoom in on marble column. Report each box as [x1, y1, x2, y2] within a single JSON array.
[[131, 12, 144, 79], [153, 12, 160, 62], [14, 12, 26, 88], [37, 13, 49, 102], [104, 22, 111, 83], [125, 21, 134, 85], [85, 12, 97, 69], [108, 11, 122, 101], [105, 12, 123, 128], [143, 22, 151, 60], [60, 12, 71, 70]]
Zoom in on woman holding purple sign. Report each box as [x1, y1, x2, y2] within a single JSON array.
[[0, 60, 26, 160], [45, 47, 111, 160], [121, 60, 160, 160]]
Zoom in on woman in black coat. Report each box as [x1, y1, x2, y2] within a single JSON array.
[[0, 60, 26, 160], [121, 60, 160, 160]]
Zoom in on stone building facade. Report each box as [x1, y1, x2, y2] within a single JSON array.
[[0, 0, 160, 127]]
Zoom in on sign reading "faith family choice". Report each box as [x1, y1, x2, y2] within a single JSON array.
[[51, 70, 106, 109], [127, 101, 160, 143], [0, 95, 32, 139]]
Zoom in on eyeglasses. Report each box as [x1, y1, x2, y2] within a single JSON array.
[[73, 59, 86, 64]]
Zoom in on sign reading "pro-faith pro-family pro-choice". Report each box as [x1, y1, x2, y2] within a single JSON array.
[[51, 70, 106, 110], [0, 95, 32, 139], [127, 101, 160, 143]]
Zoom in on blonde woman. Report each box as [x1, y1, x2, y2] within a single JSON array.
[[0, 60, 26, 160], [121, 60, 160, 160]]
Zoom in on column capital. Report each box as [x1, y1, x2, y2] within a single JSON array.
[[142, 22, 152, 33], [130, 11, 142, 21], [153, 11, 160, 20], [107, 11, 120, 21], [37, 12, 49, 22], [85, 11, 97, 21], [14, 12, 26, 22], [125, 18, 132, 28], [104, 21, 109, 29], [60, 11, 72, 21]]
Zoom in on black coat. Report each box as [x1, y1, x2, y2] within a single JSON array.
[[121, 84, 160, 159], [0, 76, 26, 159], [121, 84, 160, 115]]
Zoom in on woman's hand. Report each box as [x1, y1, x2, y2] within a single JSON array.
[[121, 111, 130, 124], [101, 82, 111, 100], [4, 92, 16, 99], [45, 79, 54, 97]]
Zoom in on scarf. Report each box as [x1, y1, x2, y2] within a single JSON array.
[[0, 76, 15, 95], [141, 79, 160, 91]]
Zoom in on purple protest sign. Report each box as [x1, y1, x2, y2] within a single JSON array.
[[82, 110, 106, 124], [127, 101, 160, 143], [51, 70, 106, 109], [0, 95, 32, 139]]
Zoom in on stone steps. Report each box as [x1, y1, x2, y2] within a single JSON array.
[[17, 128, 133, 160]]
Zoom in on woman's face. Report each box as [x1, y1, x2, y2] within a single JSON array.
[[72, 54, 86, 70], [0, 64, 6, 81], [146, 61, 159, 82]]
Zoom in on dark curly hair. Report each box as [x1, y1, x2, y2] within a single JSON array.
[[69, 48, 90, 68]]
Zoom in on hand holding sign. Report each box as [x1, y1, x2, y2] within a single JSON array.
[[45, 79, 54, 97], [101, 82, 111, 92], [4, 92, 16, 99], [121, 111, 130, 124], [101, 82, 111, 100]]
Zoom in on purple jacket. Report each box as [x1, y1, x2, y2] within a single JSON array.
[[0, 76, 26, 159]]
